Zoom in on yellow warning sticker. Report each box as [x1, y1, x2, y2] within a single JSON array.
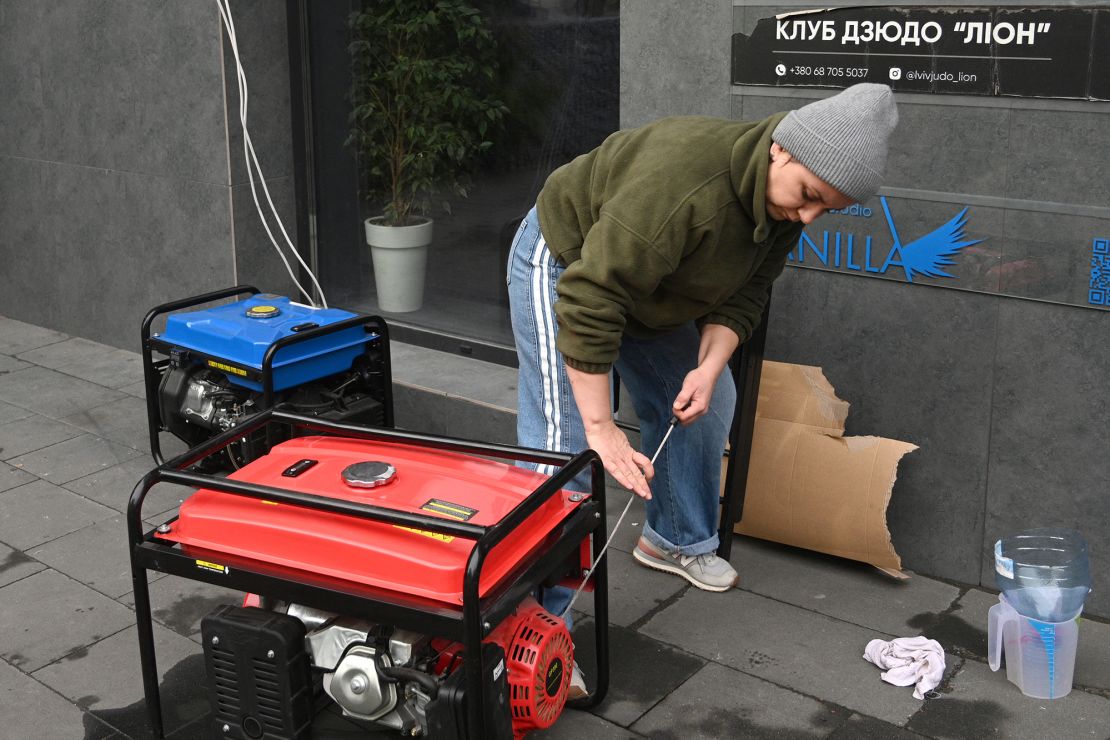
[[196, 559, 230, 575], [421, 498, 478, 521], [393, 525, 455, 543], [206, 359, 248, 377]]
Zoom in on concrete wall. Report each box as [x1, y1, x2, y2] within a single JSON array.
[[0, 0, 301, 351], [622, 0, 1109, 617]]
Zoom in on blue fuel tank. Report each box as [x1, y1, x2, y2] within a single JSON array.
[[156, 294, 375, 392]]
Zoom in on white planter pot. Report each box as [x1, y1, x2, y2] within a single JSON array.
[[364, 216, 433, 313]]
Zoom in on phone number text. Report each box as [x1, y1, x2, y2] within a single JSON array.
[[788, 66, 869, 78]]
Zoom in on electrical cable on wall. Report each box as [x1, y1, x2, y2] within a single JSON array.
[[217, 0, 328, 308]]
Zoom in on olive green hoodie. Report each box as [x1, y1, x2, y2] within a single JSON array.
[[536, 112, 803, 374]]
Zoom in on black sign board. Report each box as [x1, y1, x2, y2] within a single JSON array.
[[732, 6, 1108, 100]]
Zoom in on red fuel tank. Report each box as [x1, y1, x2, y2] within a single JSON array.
[[159, 436, 581, 604]]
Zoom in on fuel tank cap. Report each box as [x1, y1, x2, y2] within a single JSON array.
[[245, 304, 281, 319], [342, 461, 397, 489]]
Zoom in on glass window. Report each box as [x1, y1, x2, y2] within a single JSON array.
[[307, 1, 619, 358]]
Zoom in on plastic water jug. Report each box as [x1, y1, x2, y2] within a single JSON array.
[[994, 527, 1090, 622], [988, 594, 1078, 699]]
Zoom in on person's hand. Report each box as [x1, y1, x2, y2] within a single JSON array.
[[584, 420, 654, 499], [671, 367, 716, 425]]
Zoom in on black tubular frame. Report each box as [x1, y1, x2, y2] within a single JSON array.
[[127, 409, 609, 739], [140, 285, 395, 465], [716, 294, 772, 560]]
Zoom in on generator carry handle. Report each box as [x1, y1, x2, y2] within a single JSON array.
[[260, 314, 393, 426], [130, 407, 593, 528], [140, 284, 261, 465]]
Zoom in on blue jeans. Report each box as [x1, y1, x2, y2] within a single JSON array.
[[507, 206, 736, 620]]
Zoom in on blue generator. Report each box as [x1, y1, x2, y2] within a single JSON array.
[[141, 285, 392, 468]]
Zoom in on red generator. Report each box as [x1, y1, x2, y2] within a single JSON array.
[[127, 409, 610, 739]]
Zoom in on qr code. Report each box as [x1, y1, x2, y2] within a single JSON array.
[[1090, 239, 1110, 306]]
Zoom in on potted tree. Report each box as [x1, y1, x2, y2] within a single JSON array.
[[348, 0, 507, 312]]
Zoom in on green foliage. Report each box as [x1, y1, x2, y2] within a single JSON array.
[[347, 0, 508, 226]]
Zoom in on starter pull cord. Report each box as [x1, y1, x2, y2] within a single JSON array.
[[558, 416, 679, 620]]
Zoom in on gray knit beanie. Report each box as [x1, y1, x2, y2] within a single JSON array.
[[771, 83, 898, 203]]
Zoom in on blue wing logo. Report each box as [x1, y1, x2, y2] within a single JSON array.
[[880, 197, 983, 283]]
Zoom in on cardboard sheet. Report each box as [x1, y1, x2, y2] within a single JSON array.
[[731, 361, 918, 578]]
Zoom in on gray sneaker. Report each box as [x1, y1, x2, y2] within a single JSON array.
[[632, 537, 739, 592], [567, 660, 587, 701]]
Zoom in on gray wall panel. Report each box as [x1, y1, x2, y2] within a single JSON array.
[[985, 299, 1110, 617], [1007, 108, 1110, 207], [0, 2, 48, 159], [231, 176, 303, 300], [620, 0, 733, 127], [0, 0, 227, 184], [765, 268, 997, 584], [731, 90, 819, 121], [886, 102, 1011, 195], [0, 156, 234, 350], [222, 1, 305, 300], [222, 0, 294, 186], [0, 0, 300, 348]]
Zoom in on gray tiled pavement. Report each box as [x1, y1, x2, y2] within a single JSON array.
[[0, 313, 1107, 739]]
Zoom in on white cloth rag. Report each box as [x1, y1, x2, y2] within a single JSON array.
[[862, 636, 945, 700]]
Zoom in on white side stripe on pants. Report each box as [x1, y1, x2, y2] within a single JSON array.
[[530, 234, 561, 477]]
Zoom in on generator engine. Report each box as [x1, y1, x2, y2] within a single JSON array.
[[155, 351, 385, 464], [202, 597, 573, 739], [143, 289, 391, 468]]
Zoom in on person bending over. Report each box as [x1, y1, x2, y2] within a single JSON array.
[[506, 84, 899, 651]]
